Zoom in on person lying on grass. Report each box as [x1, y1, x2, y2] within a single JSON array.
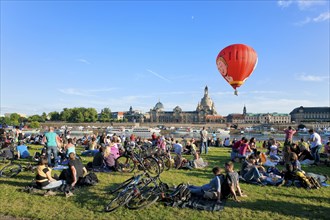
[[16, 141, 31, 159], [224, 161, 247, 203], [188, 166, 223, 203]]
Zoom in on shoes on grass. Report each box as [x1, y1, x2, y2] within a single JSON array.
[[65, 191, 74, 198], [44, 191, 57, 196]]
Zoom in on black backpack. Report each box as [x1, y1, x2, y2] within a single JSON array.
[[79, 172, 99, 186], [166, 183, 191, 206]]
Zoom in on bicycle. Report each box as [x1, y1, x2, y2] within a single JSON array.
[[153, 149, 173, 171], [105, 172, 158, 212], [115, 145, 161, 177], [0, 158, 36, 178], [125, 174, 169, 210]]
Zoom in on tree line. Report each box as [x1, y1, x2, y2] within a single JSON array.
[[0, 107, 116, 128]]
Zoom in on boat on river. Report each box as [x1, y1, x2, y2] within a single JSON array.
[[126, 127, 161, 138]]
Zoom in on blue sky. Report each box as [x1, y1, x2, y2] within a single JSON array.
[[1, 0, 329, 116]]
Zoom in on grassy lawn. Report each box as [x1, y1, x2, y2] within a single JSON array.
[[0, 144, 329, 220]]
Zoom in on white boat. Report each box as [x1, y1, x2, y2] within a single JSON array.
[[69, 130, 93, 139], [171, 127, 193, 138], [209, 128, 230, 138], [106, 127, 126, 135], [126, 127, 161, 138]]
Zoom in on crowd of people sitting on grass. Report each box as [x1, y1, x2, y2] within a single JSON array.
[[1, 125, 329, 201], [226, 127, 329, 188]]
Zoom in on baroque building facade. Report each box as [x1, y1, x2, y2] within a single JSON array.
[[149, 86, 224, 123], [226, 106, 291, 124], [290, 106, 330, 124]]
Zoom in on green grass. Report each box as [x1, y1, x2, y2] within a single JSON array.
[[0, 144, 330, 220]]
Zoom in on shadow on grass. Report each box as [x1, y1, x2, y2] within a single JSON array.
[[275, 193, 330, 204], [233, 199, 330, 219], [0, 172, 35, 184], [179, 169, 212, 180]]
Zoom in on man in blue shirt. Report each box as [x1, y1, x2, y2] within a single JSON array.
[[43, 127, 61, 167], [16, 141, 30, 159], [188, 166, 223, 203]]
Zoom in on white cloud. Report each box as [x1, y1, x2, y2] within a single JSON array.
[[76, 58, 91, 64], [313, 11, 330, 22], [278, 0, 293, 8], [296, 0, 326, 10], [58, 88, 93, 97], [146, 69, 171, 82], [58, 87, 117, 97], [295, 73, 329, 82], [294, 17, 312, 26], [88, 88, 117, 92], [277, 0, 327, 10], [294, 11, 330, 25]]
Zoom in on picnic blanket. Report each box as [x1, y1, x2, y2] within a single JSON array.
[[164, 194, 225, 212]]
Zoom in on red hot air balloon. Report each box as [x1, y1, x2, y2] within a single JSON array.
[[216, 44, 258, 95]]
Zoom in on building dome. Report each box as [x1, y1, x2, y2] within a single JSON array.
[[197, 86, 217, 114], [154, 101, 164, 110], [173, 106, 182, 112], [200, 96, 213, 108]]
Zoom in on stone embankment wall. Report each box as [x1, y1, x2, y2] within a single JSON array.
[[41, 121, 330, 130]]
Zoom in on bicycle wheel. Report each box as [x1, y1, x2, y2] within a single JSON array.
[[0, 163, 22, 178], [126, 182, 159, 210], [143, 157, 160, 177], [154, 156, 165, 173], [115, 156, 136, 173], [162, 155, 172, 171], [104, 190, 133, 212], [110, 176, 135, 194]]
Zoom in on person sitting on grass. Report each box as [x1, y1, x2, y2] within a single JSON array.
[[183, 139, 199, 158], [103, 145, 116, 171], [188, 166, 223, 203], [60, 152, 87, 197], [224, 161, 247, 202], [281, 152, 313, 188], [81, 137, 99, 156], [269, 141, 281, 162], [16, 141, 30, 159], [240, 155, 264, 184], [85, 145, 104, 171], [238, 137, 251, 161], [297, 138, 314, 162], [65, 138, 76, 158], [36, 157, 64, 196]]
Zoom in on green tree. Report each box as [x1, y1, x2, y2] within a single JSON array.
[[0, 116, 11, 126], [99, 108, 112, 122], [60, 108, 73, 121], [76, 112, 84, 123], [29, 121, 40, 129], [87, 108, 98, 122], [9, 113, 20, 125], [48, 111, 61, 121], [42, 112, 48, 121], [28, 115, 45, 122]]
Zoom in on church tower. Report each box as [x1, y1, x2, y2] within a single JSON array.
[[243, 105, 247, 115], [204, 86, 208, 96]]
